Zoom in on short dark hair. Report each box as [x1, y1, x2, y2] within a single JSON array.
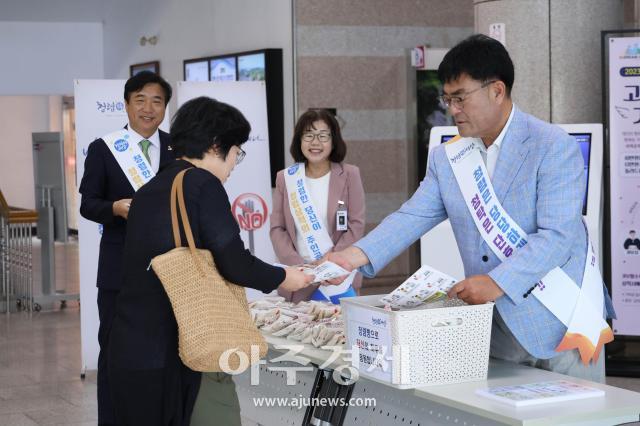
[[438, 34, 514, 96], [170, 96, 250, 160], [124, 71, 172, 105], [290, 109, 346, 163]]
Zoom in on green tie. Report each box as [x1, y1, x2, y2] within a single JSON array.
[[139, 139, 152, 165]]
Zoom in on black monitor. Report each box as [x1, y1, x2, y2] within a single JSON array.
[[570, 133, 592, 216]]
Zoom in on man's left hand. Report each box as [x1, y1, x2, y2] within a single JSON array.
[[447, 274, 504, 305]]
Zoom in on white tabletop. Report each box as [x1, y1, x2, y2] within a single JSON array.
[[413, 359, 640, 426]]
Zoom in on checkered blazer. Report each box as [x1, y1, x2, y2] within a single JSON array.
[[355, 107, 615, 359]]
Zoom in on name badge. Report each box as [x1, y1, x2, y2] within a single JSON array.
[[336, 203, 348, 231]]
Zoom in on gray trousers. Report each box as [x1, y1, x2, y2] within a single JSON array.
[[490, 311, 606, 383], [190, 372, 242, 426]]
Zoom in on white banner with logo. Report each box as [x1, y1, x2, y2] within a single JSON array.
[[74, 79, 169, 371], [176, 81, 275, 301], [608, 37, 640, 336]]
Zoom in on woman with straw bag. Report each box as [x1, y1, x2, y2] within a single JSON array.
[[107, 97, 315, 426]]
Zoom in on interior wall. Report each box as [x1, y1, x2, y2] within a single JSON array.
[[101, 0, 295, 148], [0, 21, 104, 95], [295, 0, 474, 291], [0, 0, 294, 221], [0, 96, 60, 210]]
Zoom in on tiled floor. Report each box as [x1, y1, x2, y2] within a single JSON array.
[[0, 239, 639, 425]]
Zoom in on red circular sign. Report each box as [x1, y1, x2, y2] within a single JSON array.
[[231, 193, 269, 231]]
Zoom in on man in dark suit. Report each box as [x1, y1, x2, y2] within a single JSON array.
[[79, 71, 174, 426]]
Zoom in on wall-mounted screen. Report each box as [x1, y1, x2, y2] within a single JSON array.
[[210, 57, 236, 82], [238, 53, 266, 81], [571, 133, 592, 216], [185, 61, 209, 82]]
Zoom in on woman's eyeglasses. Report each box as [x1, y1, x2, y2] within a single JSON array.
[[235, 147, 246, 165], [302, 132, 332, 143]]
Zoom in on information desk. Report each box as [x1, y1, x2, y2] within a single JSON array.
[[234, 335, 640, 426]]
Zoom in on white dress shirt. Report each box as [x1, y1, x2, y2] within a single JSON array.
[[473, 105, 515, 179], [127, 125, 161, 173]]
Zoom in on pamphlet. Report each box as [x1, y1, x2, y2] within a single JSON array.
[[380, 264, 458, 309], [475, 380, 605, 407], [306, 261, 351, 283], [275, 261, 351, 284]]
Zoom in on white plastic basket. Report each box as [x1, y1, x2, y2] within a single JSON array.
[[341, 295, 493, 389]]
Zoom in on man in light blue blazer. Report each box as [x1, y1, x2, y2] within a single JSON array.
[[331, 34, 614, 381]]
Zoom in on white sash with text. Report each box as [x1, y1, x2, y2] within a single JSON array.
[[444, 136, 612, 363], [103, 129, 155, 191], [284, 163, 356, 297]]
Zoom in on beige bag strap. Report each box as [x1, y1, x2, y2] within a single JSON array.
[[170, 168, 205, 274], [170, 172, 183, 248]]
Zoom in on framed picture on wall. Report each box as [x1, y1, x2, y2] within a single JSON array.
[[130, 61, 160, 77]]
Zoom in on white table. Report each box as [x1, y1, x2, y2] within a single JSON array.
[[235, 334, 640, 426]]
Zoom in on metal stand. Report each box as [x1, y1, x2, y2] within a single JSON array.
[[0, 201, 37, 314], [1, 215, 8, 313], [9, 222, 34, 312], [35, 186, 77, 310]]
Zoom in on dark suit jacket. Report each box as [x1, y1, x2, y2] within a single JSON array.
[[108, 160, 284, 370], [79, 128, 174, 290]]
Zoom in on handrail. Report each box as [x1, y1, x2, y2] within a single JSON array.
[[0, 189, 38, 223]]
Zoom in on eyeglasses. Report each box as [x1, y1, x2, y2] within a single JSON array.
[[235, 147, 246, 165], [302, 131, 332, 143], [439, 80, 497, 110]]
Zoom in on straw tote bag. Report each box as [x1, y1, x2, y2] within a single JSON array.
[[150, 168, 267, 372]]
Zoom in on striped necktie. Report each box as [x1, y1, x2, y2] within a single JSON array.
[[138, 139, 151, 165]]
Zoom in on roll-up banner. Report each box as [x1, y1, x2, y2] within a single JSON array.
[[74, 80, 169, 372], [606, 35, 640, 337], [177, 81, 276, 301]]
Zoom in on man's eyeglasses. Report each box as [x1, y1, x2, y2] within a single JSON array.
[[439, 80, 497, 110], [235, 147, 246, 165], [302, 131, 332, 143]]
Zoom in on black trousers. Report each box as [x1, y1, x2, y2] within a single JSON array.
[[97, 288, 119, 425], [109, 361, 201, 425]]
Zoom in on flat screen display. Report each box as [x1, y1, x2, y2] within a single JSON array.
[[238, 53, 265, 81], [210, 57, 236, 81], [185, 61, 209, 82], [570, 133, 591, 216], [439, 133, 591, 215]]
